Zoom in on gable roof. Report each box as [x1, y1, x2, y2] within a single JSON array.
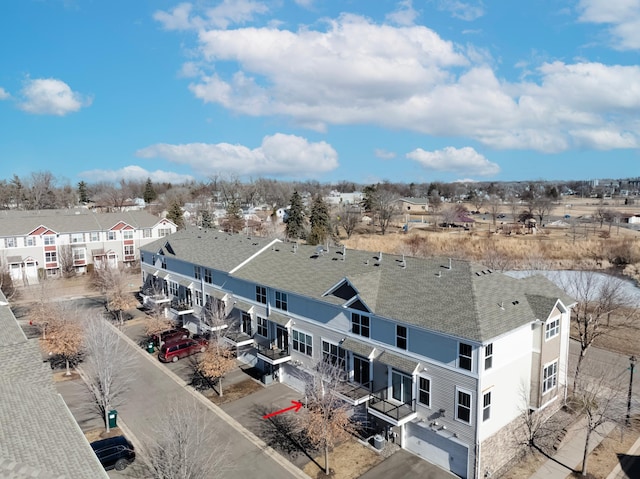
[[142, 228, 575, 343]]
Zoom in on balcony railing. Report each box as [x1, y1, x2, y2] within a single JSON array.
[[335, 381, 372, 405], [368, 389, 417, 425], [170, 300, 194, 315], [223, 330, 254, 347], [255, 342, 291, 364]]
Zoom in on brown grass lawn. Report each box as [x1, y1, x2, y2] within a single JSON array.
[[84, 426, 123, 443], [205, 378, 264, 405], [302, 439, 383, 479]]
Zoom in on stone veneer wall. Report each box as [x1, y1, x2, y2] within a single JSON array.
[[479, 398, 564, 478]]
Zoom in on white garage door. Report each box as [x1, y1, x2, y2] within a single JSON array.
[[406, 423, 468, 478]]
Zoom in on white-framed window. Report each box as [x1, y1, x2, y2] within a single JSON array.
[[458, 342, 472, 371], [543, 360, 558, 394], [4, 237, 16, 248], [396, 325, 407, 350], [72, 248, 85, 262], [143, 228, 152, 238], [89, 231, 100, 242], [292, 330, 313, 356], [275, 291, 288, 311], [124, 245, 134, 257], [204, 268, 212, 284], [107, 231, 116, 241], [456, 388, 472, 424], [43, 234, 56, 245], [158, 228, 172, 237], [352, 312, 370, 338], [545, 318, 560, 340], [322, 341, 345, 369], [169, 281, 179, 297], [391, 370, 413, 404], [122, 229, 133, 239], [26, 236, 37, 246], [483, 391, 492, 421], [257, 316, 268, 337], [418, 376, 431, 407], [70, 233, 84, 243], [256, 285, 267, 304], [194, 266, 201, 280], [45, 251, 57, 263], [485, 343, 493, 370], [195, 290, 203, 306]]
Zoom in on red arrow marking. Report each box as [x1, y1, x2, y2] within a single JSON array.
[[262, 400, 303, 419]]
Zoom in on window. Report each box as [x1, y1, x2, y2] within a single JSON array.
[[459, 342, 472, 371], [107, 231, 116, 241], [322, 341, 345, 369], [418, 377, 431, 407], [256, 285, 267, 304], [43, 235, 56, 245], [161, 258, 167, 269], [89, 232, 100, 242], [485, 343, 493, 370], [292, 330, 313, 356], [26, 236, 36, 246], [72, 248, 85, 262], [122, 229, 133, 239], [483, 391, 491, 421], [169, 281, 179, 297], [456, 389, 472, 423], [195, 290, 203, 307], [396, 325, 407, 350], [70, 233, 84, 243], [124, 245, 134, 257], [543, 361, 558, 393], [353, 355, 370, 386], [241, 312, 252, 335], [257, 316, 268, 337], [4, 237, 16, 248], [392, 370, 413, 404], [204, 268, 212, 284], [158, 228, 172, 237], [545, 318, 560, 340], [352, 313, 370, 338], [275, 291, 288, 311], [45, 251, 57, 263], [143, 228, 152, 238], [194, 266, 201, 280]]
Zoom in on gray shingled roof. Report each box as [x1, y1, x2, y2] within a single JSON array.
[[0, 291, 108, 479], [0, 208, 164, 236], [146, 229, 575, 343], [376, 350, 420, 374]]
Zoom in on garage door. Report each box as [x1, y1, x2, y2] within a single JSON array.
[[406, 423, 468, 478]]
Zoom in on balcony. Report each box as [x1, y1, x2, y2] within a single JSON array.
[[255, 342, 291, 365], [223, 330, 255, 348], [367, 389, 417, 426], [335, 381, 372, 406], [140, 288, 171, 308], [169, 300, 194, 316]]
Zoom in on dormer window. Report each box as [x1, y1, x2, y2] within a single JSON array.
[[545, 318, 560, 340]]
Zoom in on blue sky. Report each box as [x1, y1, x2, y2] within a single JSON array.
[[1, 0, 639, 186]]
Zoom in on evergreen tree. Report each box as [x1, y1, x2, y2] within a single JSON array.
[[223, 199, 245, 233], [200, 210, 213, 229], [360, 184, 378, 212], [308, 195, 331, 245], [285, 191, 305, 240], [166, 201, 184, 229], [143, 178, 157, 204], [77, 181, 89, 203]]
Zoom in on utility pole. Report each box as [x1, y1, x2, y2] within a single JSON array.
[[627, 355, 637, 426]]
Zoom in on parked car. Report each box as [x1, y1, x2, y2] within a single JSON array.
[[158, 337, 208, 363], [90, 435, 135, 471], [153, 327, 190, 347]]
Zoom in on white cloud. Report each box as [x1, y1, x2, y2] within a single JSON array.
[[577, 0, 640, 50], [154, 0, 268, 31], [406, 146, 500, 176], [167, 10, 640, 153], [0, 87, 9, 100], [19, 78, 91, 116], [374, 149, 397, 159], [435, 0, 485, 21], [294, 0, 314, 8], [79, 165, 194, 184], [386, 0, 419, 26], [135, 133, 339, 178]]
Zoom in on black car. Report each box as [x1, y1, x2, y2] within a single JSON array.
[[90, 435, 135, 471]]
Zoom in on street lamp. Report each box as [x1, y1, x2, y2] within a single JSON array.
[[627, 355, 637, 426]]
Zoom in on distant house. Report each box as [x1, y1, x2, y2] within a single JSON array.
[[325, 190, 364, 206], [396, 197, 429, 213]]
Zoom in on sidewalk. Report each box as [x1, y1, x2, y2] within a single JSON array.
[[529, 416, 616, 479], [606, 435, 640, 479]]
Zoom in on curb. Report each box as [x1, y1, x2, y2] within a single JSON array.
[[110, 320, 311, 479]]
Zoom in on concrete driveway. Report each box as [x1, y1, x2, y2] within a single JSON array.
[[359, 449, 458, 479]]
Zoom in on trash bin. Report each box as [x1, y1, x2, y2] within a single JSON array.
[[373, 434, 385, 450], [147, 342, 155, 354], [108, 410, 118, 428]]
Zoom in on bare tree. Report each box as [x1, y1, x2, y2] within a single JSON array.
[[197, 298, 235, 396], [0, 260, 17, 301], [335, 203, 360, 239], [46, 308, 84, 376], [375, 190, 399, 235], [571, 367, 626, 477], [82, 314, 135, 432], [57, 245, 76, 278], [142, 397, 228, 479], [554, 271, 638, 391], [28, 282, 58, 340], [143, 305, 172, 341], [91, 265, 138, 326], [297, 358, 358, 475], [487, 195, 502, 228]]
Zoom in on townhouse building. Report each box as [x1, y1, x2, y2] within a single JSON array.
[[0, 209, 176, 284], [139, 229, 574, 478]]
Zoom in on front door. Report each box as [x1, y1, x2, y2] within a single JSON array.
[[276, 325, 288, 350], [392, 370, 413, 404], [242, 312, 252, 335], [353, 354, 370, 386]]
